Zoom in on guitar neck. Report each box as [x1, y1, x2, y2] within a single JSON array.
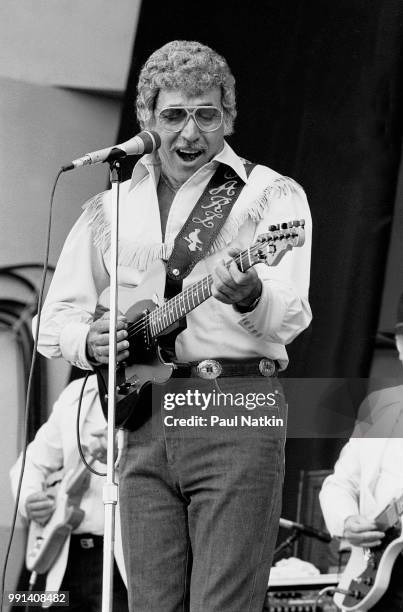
[[149, 248, 255, 338], [145, 220, 305, 339], [375, 492, 403, 531], [65, 455, 96, 496]]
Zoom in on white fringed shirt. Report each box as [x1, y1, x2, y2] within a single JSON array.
[[36, 142, 312, 370]]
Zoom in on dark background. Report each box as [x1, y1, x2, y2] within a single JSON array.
[[116, 0, 403, 548]]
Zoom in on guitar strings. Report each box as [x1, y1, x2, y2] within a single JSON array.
[[124, 233, 297, 340], [125, 244, 257, 339], [124, 228, 299, 340], [125, 272, 211, 338], [124, 240, 266, 340], [124, 231, 298, 340], [126, 275, 211, 338]]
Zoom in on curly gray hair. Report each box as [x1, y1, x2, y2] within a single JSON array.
[[136, 40, 237, 136]]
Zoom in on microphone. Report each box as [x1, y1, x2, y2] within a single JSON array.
[[62, 130, 161, 172], [279, 518, 332, 543]]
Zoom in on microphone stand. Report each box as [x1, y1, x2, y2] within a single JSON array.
[[102, 160, 121, 612], [274, 518, 331, 562], [273, 530, 301, 562]]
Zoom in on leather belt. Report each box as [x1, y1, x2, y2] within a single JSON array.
[[174, 358, 278, 380]]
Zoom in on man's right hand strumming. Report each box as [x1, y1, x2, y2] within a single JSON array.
[[86, 312, 129, 364]]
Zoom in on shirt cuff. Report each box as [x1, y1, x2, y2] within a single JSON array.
[[59, 321, 93, 370], [236, 282, 272, 339]]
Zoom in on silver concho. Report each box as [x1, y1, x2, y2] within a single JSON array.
[[259, 358, 276, 377], [196, 359, 223, 380]]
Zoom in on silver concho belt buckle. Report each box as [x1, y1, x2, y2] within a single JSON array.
[[196, 359, 223, 380], [259, 358, 276, 377]]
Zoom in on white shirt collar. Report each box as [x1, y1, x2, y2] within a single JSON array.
[[128, 140, 248, 191]]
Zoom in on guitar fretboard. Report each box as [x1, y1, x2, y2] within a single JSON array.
[[148, 248, 255, 338], [132, 220, 305, 341]]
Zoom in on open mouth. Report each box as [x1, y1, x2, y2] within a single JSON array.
[[176, 149, 204, 162]]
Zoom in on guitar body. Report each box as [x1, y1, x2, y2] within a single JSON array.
[[335, 525, 403, 610], [26, 504, 85, 574], [26, 465, 91, 574], [95, 301, 175, 427], [95, 261, 176, 426]]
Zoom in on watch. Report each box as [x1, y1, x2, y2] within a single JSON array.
[[236, 294, 261, 314]]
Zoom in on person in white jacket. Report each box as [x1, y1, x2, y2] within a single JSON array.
[[10, 375, 127, 612], [320, 301, 403, 612]]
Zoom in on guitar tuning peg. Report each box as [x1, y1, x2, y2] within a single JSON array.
[[292, 220, 300, 227], [269, 224, 280, 231], [299, 219, 305, 227]]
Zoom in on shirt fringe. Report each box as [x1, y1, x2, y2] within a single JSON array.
[[83, 191, 110, 251], [83, 176, 299, 270], [210, 176, 300, 252]]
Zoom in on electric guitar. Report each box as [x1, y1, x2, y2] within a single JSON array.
[[95, 220, 306, 427], [335, 493, 403, 611], [26, 449, 98, 574]]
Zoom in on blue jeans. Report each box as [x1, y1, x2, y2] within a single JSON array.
[[119, 379, 286, 612]]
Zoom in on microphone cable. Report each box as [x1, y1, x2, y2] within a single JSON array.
[[75, 372, 106, 478]]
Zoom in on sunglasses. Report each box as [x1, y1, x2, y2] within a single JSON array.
[[157, 106, 224, 133]]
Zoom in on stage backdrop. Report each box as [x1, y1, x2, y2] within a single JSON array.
[[116, 0, 403, 530]]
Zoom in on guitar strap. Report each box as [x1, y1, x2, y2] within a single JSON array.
[[161, 161, 256, 356], [166, 161, 256, 281]]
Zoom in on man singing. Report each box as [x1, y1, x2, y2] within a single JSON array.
[[37, 40, 312, 611]]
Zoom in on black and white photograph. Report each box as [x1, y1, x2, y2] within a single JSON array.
[[1, 1, 403, 611]]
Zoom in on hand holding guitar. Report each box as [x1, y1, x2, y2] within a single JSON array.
[[86, 312, 129, 364], [211, 248, 262, 310], [25, 491, 56, 526], [343, 514, 385, 547]]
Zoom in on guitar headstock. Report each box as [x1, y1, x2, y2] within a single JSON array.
[[251, 219, 305, 267]]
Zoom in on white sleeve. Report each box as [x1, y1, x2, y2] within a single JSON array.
[[319, 440, 362, 537], [238, 179, 312, 345], [34, 205, 110, 369], [9, 397, 66, 518]]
